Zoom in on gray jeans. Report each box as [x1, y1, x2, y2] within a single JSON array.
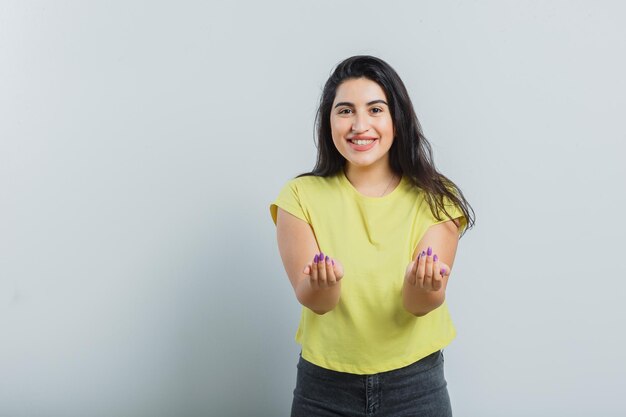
[[291, 350, 452, 417]]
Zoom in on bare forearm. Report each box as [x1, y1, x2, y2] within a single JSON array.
[[296, 278, 341, 315], [402, 278, 445, 317]]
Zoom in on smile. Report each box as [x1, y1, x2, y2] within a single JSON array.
[[349, 139, 375, 145], [348, 139, 378, 151]]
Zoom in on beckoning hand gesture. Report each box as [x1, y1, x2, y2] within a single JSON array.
[[404, 246, 450, 292], [302, 251, 345, 290]]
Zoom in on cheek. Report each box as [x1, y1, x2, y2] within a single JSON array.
[[379, 117, 394, 132], [379, 120, 395, 137], [331, 118, 350, 132], [329, 127, 344, 146], [330, 125, 346, 146]]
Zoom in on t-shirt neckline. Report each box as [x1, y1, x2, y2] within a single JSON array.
[[339, 169, 406, 203]]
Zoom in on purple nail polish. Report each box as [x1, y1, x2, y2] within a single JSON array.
[[320, 251, 324, 259], [421, 250, 426, 257], [427, 247, 432, 256], [433, 254, 438, 262], [314, 254, 319, 263], [417, 253, 421, 262], [325, 255, 329, 262], [441, 268, 447, 275], [332, 260, 334, 266]]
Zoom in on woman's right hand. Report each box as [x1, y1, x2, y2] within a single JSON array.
[[302, 252, 344, 290]]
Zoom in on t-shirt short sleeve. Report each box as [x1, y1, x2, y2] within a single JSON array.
[[269, 179, 309, 226], [431, 195, 468, 235]]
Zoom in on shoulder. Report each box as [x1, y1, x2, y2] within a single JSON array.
[[287, 174, 338, 192], [292, 173, 333, 183], [410, 188, 465, 226]]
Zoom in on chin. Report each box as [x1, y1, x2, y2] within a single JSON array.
[[348, 158, 379, 167]]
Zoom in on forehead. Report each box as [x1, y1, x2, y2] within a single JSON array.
[[333, 78, 387, 103]]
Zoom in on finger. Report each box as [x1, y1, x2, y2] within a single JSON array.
[[416, 250, 426, 288], [439, 261, 450, 283], [332, 258, 344, 281], [410, 252, 422, 285], [317, 252, 328, 288], [310, 254, 319, 290], [432, 253, 441, 291], [436, 267, 448, 292], [414, 252, 421, 274], [439, 261, 450, 277], [440, 264, 449, 278], [324, 255, 336, 285], [424, 247, 434, 290]]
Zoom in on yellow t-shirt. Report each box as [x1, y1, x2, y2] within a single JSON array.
[[269, 170, 467, 375]]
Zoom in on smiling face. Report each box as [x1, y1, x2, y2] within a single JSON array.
[[330, 77, 395, 171]]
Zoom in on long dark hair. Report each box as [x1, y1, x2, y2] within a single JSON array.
[[296, 55, 475, 238]]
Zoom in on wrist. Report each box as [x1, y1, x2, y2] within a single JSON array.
[[297, 278, 341, 314], [402, 278, 444, 316]]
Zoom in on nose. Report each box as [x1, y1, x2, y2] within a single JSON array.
[[351, 112, 370, 133]]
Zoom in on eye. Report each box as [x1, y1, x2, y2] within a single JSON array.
[[371, 107, 383, 114], [338, 108, 352, 114]]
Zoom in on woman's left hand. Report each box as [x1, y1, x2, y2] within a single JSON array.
[[404, 246, 450, 292]]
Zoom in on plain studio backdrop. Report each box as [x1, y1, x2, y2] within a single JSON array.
[[1, 1, 624, 416]]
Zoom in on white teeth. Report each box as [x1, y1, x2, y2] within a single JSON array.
[[352, 139, 375, 145]]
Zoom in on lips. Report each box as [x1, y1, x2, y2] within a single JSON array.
[[347, 136, 377, 142], [347, 138, 378, 151]]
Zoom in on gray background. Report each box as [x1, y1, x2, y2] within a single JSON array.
[[1, 1, 624, 416]]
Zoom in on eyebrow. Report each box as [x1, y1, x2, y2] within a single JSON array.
[[334, 99, 388, 108]]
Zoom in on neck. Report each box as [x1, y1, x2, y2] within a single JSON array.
[[343, 161, 397, 191]]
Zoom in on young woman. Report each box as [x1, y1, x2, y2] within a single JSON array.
[[269, 55, 475, 417]]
